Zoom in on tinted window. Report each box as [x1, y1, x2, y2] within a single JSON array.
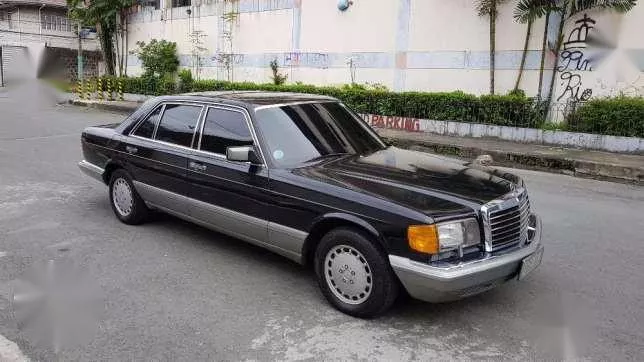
[[254, 102, 385, 167], [155, 104, 202, 147], [199, 108, 253, 154], [133, 105, 162, 138]]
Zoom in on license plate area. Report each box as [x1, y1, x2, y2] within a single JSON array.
[[518, 248, 543, 280]]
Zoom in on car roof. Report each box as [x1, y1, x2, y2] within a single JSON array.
[[173, 91, 338, 107]]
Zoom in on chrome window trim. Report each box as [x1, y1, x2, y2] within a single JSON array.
[[254, 100, 336, 111], [130, 103, 166, 139], [195, 104, 267, 166], [129, 101, 205, 148]]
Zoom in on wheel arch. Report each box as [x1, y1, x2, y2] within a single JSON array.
[[102, 160, 126, 185], [301, 213, 386, 267]]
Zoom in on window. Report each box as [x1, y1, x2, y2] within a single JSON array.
[[133, 105, 163, 139], [41, 14, 73, 32], [254, 102, 385, 167], [172, 0, 191, 7], [155, 104, 202, 147], [199, 108, 253, 155]]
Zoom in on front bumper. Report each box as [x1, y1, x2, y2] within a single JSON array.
[[390, 214, 543, 303]]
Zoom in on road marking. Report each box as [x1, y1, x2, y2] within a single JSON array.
[[0, 252, 7, 258], [0, 334, 29, 362]]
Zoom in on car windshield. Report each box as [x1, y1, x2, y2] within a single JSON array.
[[254, 102, 386, 167]]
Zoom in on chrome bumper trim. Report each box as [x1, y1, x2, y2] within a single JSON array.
[[78, 160, 105, 183], [390, 214, 543, 303]]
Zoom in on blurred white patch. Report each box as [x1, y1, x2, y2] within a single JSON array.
[[0, 334, 29, 362]]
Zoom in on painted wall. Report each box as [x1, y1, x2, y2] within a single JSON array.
[[126, 0, 644, 98]]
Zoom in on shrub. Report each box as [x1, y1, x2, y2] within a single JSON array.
[[177, 69, 194, 93], [131, 39, 180, 78], [113, 77, 548, 128], [566, 97, 644, 138], [269, 59, 288, 85]]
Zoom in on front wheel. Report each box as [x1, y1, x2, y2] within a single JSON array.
[[108, 169, 148, 225], [314, 228, 399, 318]]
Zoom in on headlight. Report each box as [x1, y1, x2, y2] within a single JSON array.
[[408, 218, 481, 254]]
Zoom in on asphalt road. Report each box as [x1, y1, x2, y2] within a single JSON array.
[[1, 81, 643, 361]]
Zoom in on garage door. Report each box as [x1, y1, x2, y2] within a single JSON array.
[[0, 46, 35, 86]]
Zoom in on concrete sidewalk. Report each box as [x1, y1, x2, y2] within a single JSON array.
[[69, 98, 643, 185]]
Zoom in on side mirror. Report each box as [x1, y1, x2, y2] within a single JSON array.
[[226, 145, 261, 164]]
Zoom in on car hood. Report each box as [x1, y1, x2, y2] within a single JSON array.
[[292, 147, 520, 218]]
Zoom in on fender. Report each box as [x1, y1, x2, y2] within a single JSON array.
[[301, 212, 389, 265]]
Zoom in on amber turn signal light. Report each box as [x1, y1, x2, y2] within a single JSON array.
[[407, 225, 439, 254]]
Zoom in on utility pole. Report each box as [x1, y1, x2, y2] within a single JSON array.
[[77, 22, 83, 82], [0, 46, 4, 87]]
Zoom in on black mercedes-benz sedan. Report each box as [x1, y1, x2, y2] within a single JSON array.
[[79, 91, 543, 318]]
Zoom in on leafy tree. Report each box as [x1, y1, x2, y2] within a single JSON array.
[[545, 0, 637, 103], [67, 0, 134, 76], [476, 0, 510, 95], [513, 0, 558, 96], [132, 40, 180, 78]]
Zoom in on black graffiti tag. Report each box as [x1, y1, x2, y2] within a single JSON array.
[[558, 14, 595, 102]]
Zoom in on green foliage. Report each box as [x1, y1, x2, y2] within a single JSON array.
[[507, 88, 526, 98], [565, 97, 644, 138], [131, 40, 180, 78], [67, 0, 133, 75], [513, 0, 557, 23], [269, 59, 288, 86], [177, 69, 194, 93]]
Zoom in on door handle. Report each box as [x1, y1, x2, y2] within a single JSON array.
[[125, 145, 138, 154], [189, 161, 207, 171]]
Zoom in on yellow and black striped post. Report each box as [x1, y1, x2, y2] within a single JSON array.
[[107, 78, 114, 101], [118, 78, 124, 101], [85, 79, 92, 100], [77, 79, 84, 99], [97, 78, 104, 100]]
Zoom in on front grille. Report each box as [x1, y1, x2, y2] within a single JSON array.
[[482, 189, 530, 251]]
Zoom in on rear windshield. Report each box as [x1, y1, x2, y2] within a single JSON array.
[[254, 102, 386, 167]]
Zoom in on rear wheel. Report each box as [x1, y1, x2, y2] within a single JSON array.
[[314, 227, 399, 318], [108, 169, 148, 225]]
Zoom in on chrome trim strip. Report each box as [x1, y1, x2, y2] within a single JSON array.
[[132, 181, 306, 263], [78, 160, 104, 183], [480, 187, 528, 252], [254, 100, 336, 111]]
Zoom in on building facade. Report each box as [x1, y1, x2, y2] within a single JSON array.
[[0, 0, 100, 83], [128, 0, 640, 100]]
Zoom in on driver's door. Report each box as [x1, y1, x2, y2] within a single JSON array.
[[185, 106, 271, 244]]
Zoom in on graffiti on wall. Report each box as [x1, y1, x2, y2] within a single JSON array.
[[557, 14, 595, 102], [362, 114, 421, 132]]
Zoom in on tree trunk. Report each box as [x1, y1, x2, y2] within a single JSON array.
[[489, 0, 496, 95], [537, 11, 550, 100], [514, 18, 533, 92], [98, 21, 116, 76], [546, 11, 566, 104]]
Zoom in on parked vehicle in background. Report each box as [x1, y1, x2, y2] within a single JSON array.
[[79, 92, 544, 317]]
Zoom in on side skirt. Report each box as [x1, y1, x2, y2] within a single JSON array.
[[133, 181, 306, 264]]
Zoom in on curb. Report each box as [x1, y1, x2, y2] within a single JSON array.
[[383, 136, 643, 185], [69, 99, 139, 114]]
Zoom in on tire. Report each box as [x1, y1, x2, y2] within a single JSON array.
[[314, 227, 399, 318], [108, 169, 148, 225]]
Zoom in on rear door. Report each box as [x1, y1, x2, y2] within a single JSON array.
[[185, 105, 271, 245], [120, 102, 204, 214]]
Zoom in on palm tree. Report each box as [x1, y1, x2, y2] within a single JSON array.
[[476, 0, 509, 95], [513, 0, 557, 95], [545, 0, 637, 102]]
